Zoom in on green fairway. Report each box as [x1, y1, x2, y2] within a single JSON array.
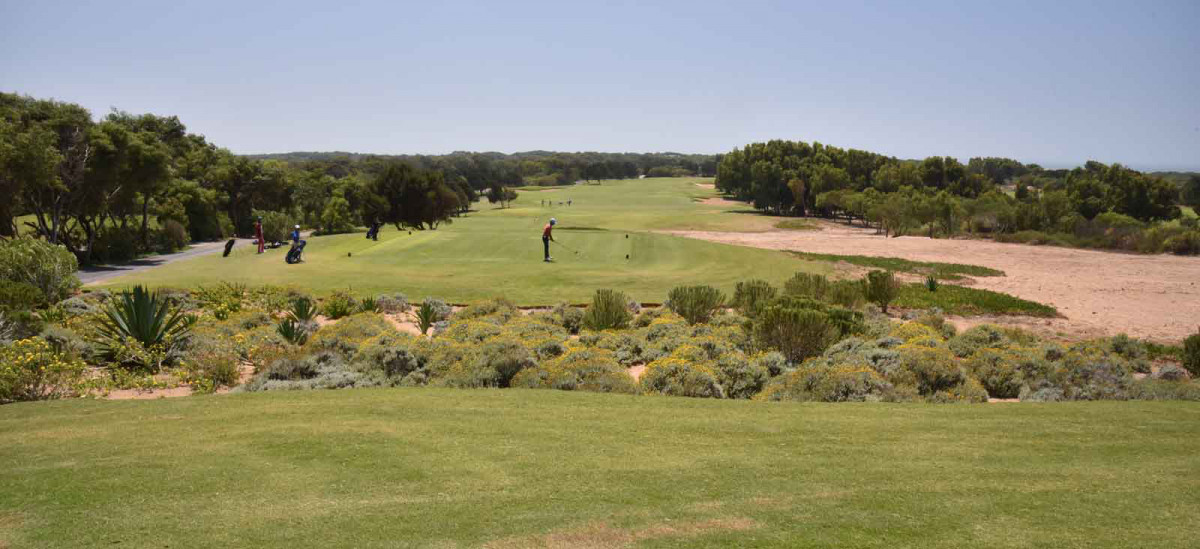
[[95, 178, 826, 303], [2, 389, 1198, 548]]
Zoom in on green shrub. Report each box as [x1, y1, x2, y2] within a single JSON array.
[[927, 377, 989, 403], [1183, 331, 1200, 377], [90, 226, 142, 263], [666, 285, 726, 325], [783, 272, 830, 300], [242, 351, 375, 392], [40, 325, 92, 361], [963, 348, 1026, 398], [895, 345, 967, 396], [0, 337, 87, 403], [752, 305, 838, 363], [582, 289, 633, 331], [179, 337, 241, 393], [585, 330, 644, 366], [93, 285, 191, 369], [925, 275, 938, 292], [1035, 344, 1132, 401], [352, 333, 423, 380], [1128, 378, 1200, 401], [251, 209, 291, 243], [827, 280, 865, 308], [752, 351, 789, 376], [309, 313, 395, 356], [640, 357, 723, 398], [732, 279, 777, 317], [456, 298, 518, 323], [511, 346, 636, 394], [376, 293, 410, 314], [758, 363, 892, 402], [1151, 364, 1190, 382], [0, 279, 45, 313], [948, 324, 1010, 358], [864, 270, 900, 313], [155, 220, 190, 253], [550, 303, 584, 334], [322, 291, 357, 319], [441, 337, 536, 388], [441, 319, 504, 344], [712, 351, 770, 399], [0, 236, 80, 303]]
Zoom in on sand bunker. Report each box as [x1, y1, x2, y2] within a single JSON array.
[[667, 221, 1200, 342]]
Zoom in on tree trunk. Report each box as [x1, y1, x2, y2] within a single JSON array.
[[141, 196, 150, 249]]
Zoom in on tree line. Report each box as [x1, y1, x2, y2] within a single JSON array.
[[716, 140, 1199, 254], [0, 92, 718, 265]]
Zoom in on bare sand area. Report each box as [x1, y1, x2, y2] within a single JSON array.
[[667, 221, 1200, 342]]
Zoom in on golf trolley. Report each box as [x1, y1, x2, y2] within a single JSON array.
[[285, 239, 306, 264]]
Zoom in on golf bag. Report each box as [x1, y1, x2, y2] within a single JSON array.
[[285, 240, 307, 264], [222, 239, 236, 257]]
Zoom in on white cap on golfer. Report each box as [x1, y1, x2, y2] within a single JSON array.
[[549, 218, 557, 225], [294, 225, 300, 229]]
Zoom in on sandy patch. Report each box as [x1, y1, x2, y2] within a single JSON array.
[[385, 312, 426, 336], [666, 220, 1200, 342], [106, 386, 194, 400], [694, 183, 715, 189], [627, 364, 647, 381], [697, 197, 741, 206]]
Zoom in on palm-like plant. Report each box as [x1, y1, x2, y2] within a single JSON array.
[[276, 318, 310, 345], [94, 285, 191, 357], [288, 297, 317, 323], [358, 296, 379, 314], [416, 301, 438, 335]]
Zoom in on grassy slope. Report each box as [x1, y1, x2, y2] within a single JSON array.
[[94, 178, 827, 303], [2, 389, 1198, 548]]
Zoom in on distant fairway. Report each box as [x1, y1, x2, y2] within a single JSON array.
[[95, 178, 828, 303]]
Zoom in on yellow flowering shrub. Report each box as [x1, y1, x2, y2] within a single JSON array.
[[511, 346, 636, 393], [890, 322, 942, 343], [639, 356, 723, 398], [0, 337, 87, 403]]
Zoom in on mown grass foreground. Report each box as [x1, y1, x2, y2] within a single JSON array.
[[3, 390, 1198, 548]]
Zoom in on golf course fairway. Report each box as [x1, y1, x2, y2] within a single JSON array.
[[94, 178, 829, 303]]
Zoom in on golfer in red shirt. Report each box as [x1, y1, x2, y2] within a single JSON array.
[[542, 218, 556, 262]]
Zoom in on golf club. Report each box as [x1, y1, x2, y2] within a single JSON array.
[[553, 240, 581, 256]]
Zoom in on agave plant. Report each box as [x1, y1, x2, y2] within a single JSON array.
[[358, 296, 379, 314], [416, 301, 438, 335], [276, 318, 310, 346], [287, 297, 318, 323], [94, 285, 191, 359]]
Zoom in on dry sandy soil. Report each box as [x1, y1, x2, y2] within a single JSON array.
[[668, 220, 1200, 342]]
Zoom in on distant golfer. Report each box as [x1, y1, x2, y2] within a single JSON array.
[[291, 224, 302, 244], [254, 217, 265, 254], [542, 218, 556, 262]]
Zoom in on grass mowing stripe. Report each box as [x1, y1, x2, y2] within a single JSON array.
[[787, 251, 1005, 279], [893, 283, 1058, 317]]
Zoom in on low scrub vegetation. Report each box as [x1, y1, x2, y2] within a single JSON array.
[[0, 265, 1190, 405], [787, 251, 1004, 280]]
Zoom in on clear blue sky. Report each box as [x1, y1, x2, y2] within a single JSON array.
[[2, 0, 1198, 170]]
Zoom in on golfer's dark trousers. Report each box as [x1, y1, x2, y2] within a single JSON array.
[[543, 236, 550, 259]]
